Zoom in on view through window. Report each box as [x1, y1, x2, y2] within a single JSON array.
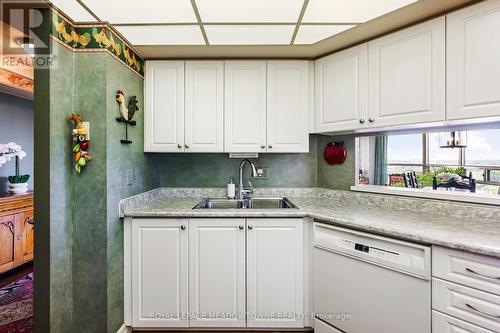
[[358, 129, 500, 195]]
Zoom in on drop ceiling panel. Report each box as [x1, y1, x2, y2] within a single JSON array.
[[195, 0, 304, 22], [116, 26, 206, 45], [295, 25, 354, 44], [81, 0, 197, 23], [205, 25, 295, 45], [50, 0, 95, 21], [302, 0, 418, 23]]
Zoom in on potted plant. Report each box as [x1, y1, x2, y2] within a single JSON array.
[[0, 142, 29, 194]]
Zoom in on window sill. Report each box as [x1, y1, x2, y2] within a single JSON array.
[[350, 185, 500, 206]]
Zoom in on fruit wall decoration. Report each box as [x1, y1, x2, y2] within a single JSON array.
[[115, 90, 139, 144], [69, 113, 92, 174]]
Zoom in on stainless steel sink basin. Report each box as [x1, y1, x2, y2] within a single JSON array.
[[193, 197, 297, 209]]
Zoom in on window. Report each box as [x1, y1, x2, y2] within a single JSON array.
[[387, 134, 422, 164], [358, 129, 500, 195], [464, 129, 500, 166]]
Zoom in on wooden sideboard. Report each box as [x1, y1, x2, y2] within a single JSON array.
[[0, 192, 34, 274]]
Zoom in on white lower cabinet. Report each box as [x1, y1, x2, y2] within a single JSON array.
[[188, 218, 246, 327], [131, 217, 304, 329], [246, 218, 304, 328], [132, 219, 188, 328]]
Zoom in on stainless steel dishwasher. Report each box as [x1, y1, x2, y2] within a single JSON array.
[[313, 222, 431, 333]]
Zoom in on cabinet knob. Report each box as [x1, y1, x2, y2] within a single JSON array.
[[17, 235, 22, 240], [184, 144, 189, 149], [177, 144, 182, 149], [239, 225, 244, 230], [248, 225, 253, 230], [268, 145, 273, 149], [260, 145, 265, 149], [359, 119, 365, 124], [368, 118, 375, 123], [180, 225, 186, 230]]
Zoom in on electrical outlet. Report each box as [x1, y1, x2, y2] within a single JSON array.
[[255, 167, 269, 179], [127, 168, 134, 185]]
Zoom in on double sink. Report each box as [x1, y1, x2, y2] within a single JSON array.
[[193, 197, 297, 209]]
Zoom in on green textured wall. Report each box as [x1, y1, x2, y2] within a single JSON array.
[[317, 134, 356, 190], [105, 56, 157, 333], [48, 41, 75, 333], [156, 136, 318, 187], [71, 52, 108, 332], [47, 41, 155, 332]]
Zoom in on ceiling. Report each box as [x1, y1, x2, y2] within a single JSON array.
[[50, 0, 478, 59]]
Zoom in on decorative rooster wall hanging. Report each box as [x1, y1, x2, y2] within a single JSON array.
[[116, 90, 139, 144]]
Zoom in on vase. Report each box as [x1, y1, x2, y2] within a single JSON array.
[[8, 182, 28, 194]]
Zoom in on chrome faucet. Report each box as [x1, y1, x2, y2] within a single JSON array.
[[238, 159, 259, 202]]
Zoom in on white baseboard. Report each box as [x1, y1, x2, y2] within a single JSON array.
[[117, 324, 132, 333]]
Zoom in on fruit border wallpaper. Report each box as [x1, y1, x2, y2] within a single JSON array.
[[51, 11, 144, 77]]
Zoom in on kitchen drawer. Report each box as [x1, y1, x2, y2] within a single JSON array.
[[433, 246, 500, 295], [433, 278, 500, 332], [433, 310, 495, 333], [314, 319, 343, 333]]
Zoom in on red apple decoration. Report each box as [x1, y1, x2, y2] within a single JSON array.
[[324, 142, 347, 165], [79, 141, 89, 151]]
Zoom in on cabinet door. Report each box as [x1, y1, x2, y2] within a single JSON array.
[[21, 210, 34, 262], [0, 215, 16, 273], [246, 218, 304, 328], [225, 61, 267, 153], [185, 61, 224, 152], [189, 219, 246, 327], [132, 219, 188, 328], [267, 61, 309, 153], [368, 17, 445, 127], [447, 0, 500, 121], [315, 44, 368, 132], [144, 61, 185, 152]]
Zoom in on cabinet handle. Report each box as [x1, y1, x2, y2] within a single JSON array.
[[1, 221, 14, 234], [368, 118, 375, 123], [239, 225, 244, 230], [466, 267, 500, 280], [25, 217, 34, 225], [184, 144, 189, 149], [465, 303, 500, 318], [260, 145, 265, 149], [359, 119, 365, 124], [248, 225, 253, 230], [268, 145, 273, 149], [180, 225, 186, 230], [177, 144, 182, 149]]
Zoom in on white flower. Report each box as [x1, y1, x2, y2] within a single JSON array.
[[0, 155, 7, 167], [7, 142, 21, 152], [16, 150, 26, 160], [0, 144, 8, 154]]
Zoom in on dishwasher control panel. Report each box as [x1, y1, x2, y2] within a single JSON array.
[[314, 222, 431, 279]]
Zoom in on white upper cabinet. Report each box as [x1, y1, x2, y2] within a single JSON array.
[[185, 61, 224, 152], [188, 219, 246, 327], [144, 61, 185, 152], [132, 219, 188, 328], [315, 43, 368, 133], [368, 17, 445, 128], [225, 61, 267, 153], [447, 0, 500, 121], [267, 61, 310, 153], [246, 218, 304, 328]]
